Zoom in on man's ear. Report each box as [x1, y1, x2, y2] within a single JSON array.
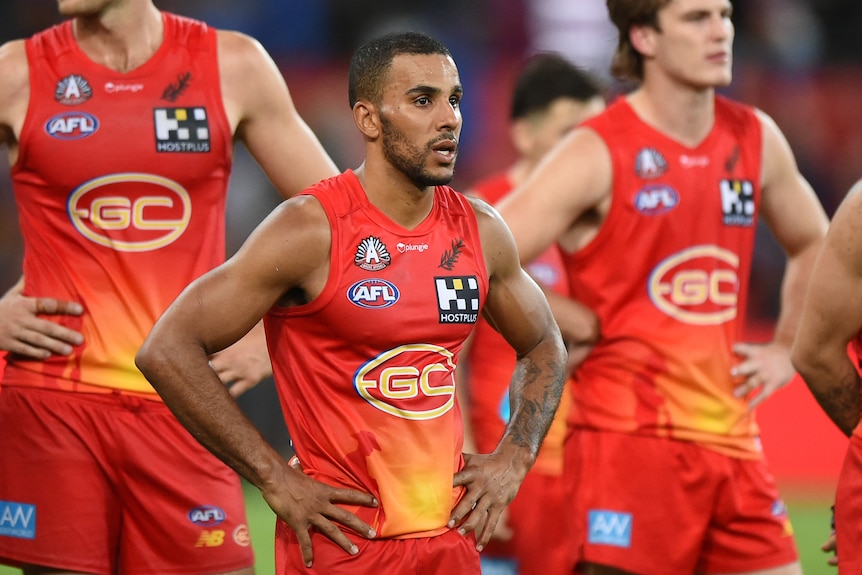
[[353, 101, 380, 139], [629, 24, 657, 59]]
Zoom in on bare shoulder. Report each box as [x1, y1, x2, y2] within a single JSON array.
[[215, 29, 276, 83], [0, 40, 30, 134], [464, 194, 509, 238]]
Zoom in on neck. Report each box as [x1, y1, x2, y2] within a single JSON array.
[[354, 162, 435, 231], [73, 2, 163, 73], [628, 76, 716, 147]]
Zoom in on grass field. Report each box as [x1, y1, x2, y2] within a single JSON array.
[[0, 482, 836, 574]]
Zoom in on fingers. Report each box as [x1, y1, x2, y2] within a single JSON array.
[[295, 526, 315, 568], [328, 486, 378, 511], [33, 297, 83, 317]]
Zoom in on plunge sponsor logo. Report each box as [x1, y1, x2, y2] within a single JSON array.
[[0, 500, 36, 539]]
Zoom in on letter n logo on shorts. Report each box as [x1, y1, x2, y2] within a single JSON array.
[[588, 509, 632, 548]]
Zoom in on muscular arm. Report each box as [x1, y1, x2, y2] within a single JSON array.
[[136, 197, 376, 564], [217, 31, 339, 198], [732, 111, 829, 407], [450, 199, 567, 547], [791, 181, 862, 437], [496, 127, 611, 264]]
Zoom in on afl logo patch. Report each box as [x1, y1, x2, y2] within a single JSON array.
[[347, 278, 400, 309], [45, 111, 99, 140], [188, 505, 226, 527], [633, 185, 679, 215]]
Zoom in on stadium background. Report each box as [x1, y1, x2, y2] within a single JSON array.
[[1, 1, 858, 572]]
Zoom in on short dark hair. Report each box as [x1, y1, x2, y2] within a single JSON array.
[[348, 31, 453, 109], [510, 53, 604, 120]]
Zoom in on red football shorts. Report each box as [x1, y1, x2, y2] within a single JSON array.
[[565, 429, 798, 575], [482, 468, 573, 575], [0, 386, 253, 575], [275, 520, 480, 574], [835, 434, 862, 572]]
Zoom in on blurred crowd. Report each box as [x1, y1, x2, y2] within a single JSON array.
[[1, 0, 860, 344]]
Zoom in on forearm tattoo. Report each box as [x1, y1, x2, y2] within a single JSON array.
[[812, 373, 862, 437], [506, 353, 566, 452]]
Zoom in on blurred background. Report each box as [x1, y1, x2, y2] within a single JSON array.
[[0, 1, 858, 570]]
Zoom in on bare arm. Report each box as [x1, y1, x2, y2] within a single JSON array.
[[791, 181, 862, 436], [217, 30, 339, 198], [450, 199, 567, 549], [732, 111, 829, 407], [136, 197, 376, 566], [496, 127, 611, 265]]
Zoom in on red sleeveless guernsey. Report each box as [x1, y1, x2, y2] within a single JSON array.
[[466, 173, 571, 475], [265, 170, 489, 539], [7, 13, 232, 395], [566, 96, 763, 457]]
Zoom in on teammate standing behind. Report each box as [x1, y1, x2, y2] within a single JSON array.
[[792, 178, 862, 573], [0, 0, 339, 573], [458, 53, 603, 575], [136, 31, 568, 574], [498, 1, 828, 574]]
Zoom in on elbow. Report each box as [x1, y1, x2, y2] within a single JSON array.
[[135, 335, 167, 383]]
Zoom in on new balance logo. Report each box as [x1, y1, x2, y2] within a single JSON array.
[[195, 529, 225, 547]]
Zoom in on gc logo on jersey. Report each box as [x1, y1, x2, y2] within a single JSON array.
[[648, 245, 739, 325], [354, 343, 456, 420], [68, 172, 192, 252], [720, 179, 754, 226], [347, 278, 400, 309], [154, 107, 210, 153], [435, 276, 479, 324]]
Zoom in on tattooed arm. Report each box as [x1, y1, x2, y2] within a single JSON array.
[[792, 181, 862, 437], [449, 197, 567, 550]]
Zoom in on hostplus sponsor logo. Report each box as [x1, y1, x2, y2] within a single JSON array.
[[154, 107, 211, 153], [435, 276, 479, 324], [0, 500, 36, 539], [720, 179, 755, 227]]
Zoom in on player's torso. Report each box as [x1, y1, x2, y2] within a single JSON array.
[[6, 14, 233, 394], [565, 97, 764, 455], [266, 171, 489, 538]]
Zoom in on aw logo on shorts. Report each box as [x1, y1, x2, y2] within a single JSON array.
[[648, 245, 739, 325], [0, 500, 36, 539], [588, 509, 632, 548], [68, 172, 192, 252], [354, 343, 456, 420]]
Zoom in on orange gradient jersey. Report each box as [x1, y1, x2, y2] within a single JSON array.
[[265, 171, 488, 539], [566, 97, 763, 457], [6, 14, 232, 395], [466, 173, 571, 475]]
